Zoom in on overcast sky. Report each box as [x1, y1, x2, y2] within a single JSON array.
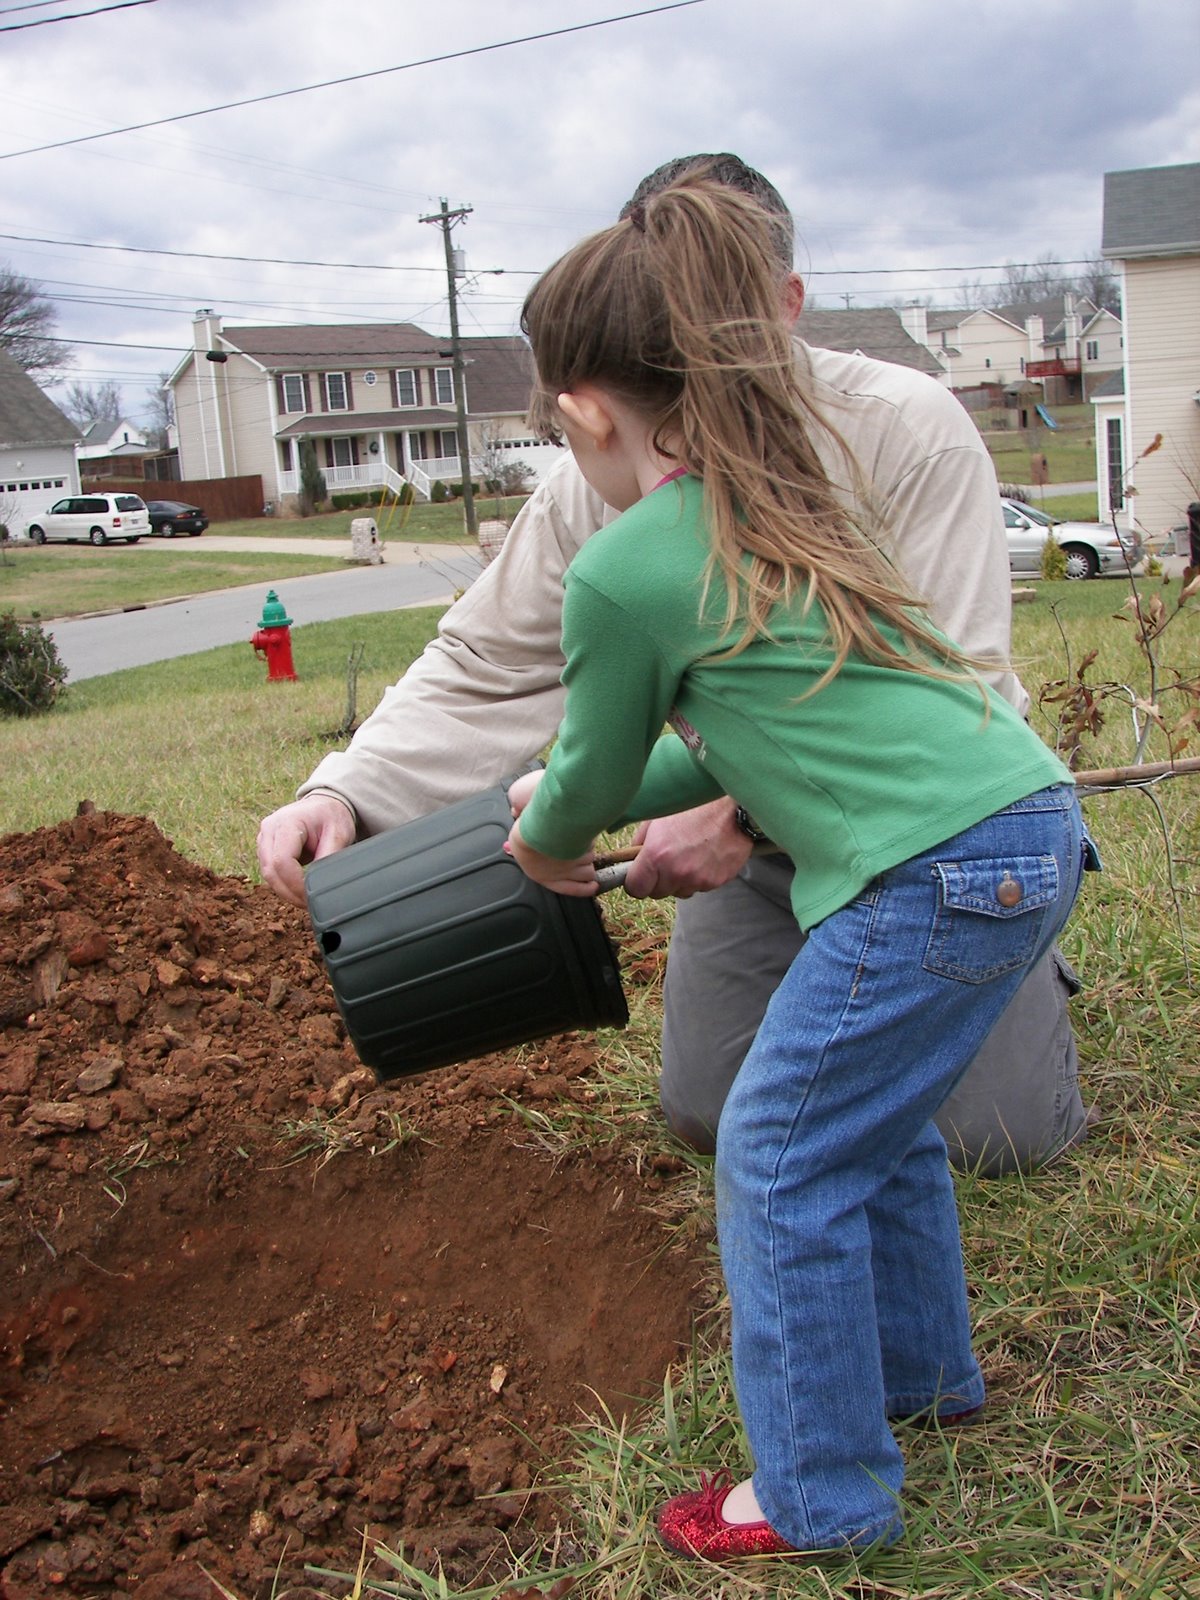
[[1, 0, 1196, 424]]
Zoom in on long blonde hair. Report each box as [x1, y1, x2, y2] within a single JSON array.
[[521, 168, 983, 694]]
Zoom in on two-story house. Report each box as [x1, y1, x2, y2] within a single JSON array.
[[76, 416, 156, 481], [907, 304, 1031, 392], [1003, 294, 1123, 405], [904, 295, 1122, 405], [1100, 162, 1200, 540], [169, 314, 547, 508]]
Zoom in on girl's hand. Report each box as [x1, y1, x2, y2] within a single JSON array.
[[507, 769, 545, 818], [507, 818, 598, 898]]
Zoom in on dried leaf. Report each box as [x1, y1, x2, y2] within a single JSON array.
[[489, 1363, 508, 1394]]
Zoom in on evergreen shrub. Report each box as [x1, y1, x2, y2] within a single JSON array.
[[0, 612, 68, 717]]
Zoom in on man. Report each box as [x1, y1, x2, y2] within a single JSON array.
[[258, 154, 1089, 1176]]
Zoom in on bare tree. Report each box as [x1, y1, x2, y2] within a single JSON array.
[[991, 251, 1068, 308], [0, 263, 67, 378], [1076, 255, 1120, 316], [142, 372, 174, 450], [62, 379, 124, 429], [475, 422, 535, 496]]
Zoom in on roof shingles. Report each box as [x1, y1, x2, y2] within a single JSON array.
[[1102, 164, 1200, 258], [0, 349, 81, 448]]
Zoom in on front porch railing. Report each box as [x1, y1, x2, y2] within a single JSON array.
[[276, 460, 435, 502]]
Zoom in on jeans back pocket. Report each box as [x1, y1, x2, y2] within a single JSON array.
[[924, 855, 1060, 984]]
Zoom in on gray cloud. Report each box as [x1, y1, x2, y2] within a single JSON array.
[[0, 0, 1194, 410]]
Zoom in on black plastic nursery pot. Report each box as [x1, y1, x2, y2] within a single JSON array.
[[305, 781, 629, 1080]]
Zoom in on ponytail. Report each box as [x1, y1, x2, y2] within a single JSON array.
[[522, 168, 986, 693]]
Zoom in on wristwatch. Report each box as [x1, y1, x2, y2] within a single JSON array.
[[734, 805, 771, 845]]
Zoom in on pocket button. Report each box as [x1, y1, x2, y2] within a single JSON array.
[[996, 874, 1023, 907]]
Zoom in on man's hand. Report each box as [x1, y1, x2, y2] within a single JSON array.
[[257, 795, 357, 908], [506, 817, 598, 898], [624, 797, 753, 898]]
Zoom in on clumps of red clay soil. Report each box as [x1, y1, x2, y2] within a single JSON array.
[[0, 811, 704, 1600]]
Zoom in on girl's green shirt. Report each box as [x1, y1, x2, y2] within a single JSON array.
[[519, 474, 1071, 930]]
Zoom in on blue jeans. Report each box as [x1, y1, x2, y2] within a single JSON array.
[[714, 784, 1090, 1551]]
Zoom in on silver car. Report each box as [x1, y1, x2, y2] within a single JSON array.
[[1001, 497, 1143, 580], [27, 493, 149, 546]]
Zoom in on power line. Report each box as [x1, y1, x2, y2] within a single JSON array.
[[0, 229, 446, 273], [0, 0, 156, 31], [0, 228, 1106, 283], [0, 2, 705, 160], [46, 335, 186, 351]]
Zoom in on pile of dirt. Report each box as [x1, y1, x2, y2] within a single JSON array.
[[0, 811, 704, 1599]]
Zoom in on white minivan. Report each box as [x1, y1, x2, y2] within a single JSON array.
[[28, 493, 150, 546]]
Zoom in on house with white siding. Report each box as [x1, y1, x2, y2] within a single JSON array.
[[1100, 162, 1200, 538], [168, 314, 552, 508], [904, 294, 1122, 404], [910, 305, 1030, 390], [0, 348, 80, 535]]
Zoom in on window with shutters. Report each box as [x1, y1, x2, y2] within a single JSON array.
[[324, 372, 349, 411]]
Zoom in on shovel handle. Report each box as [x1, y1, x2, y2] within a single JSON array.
[[594, 860, 632, 894], [591, 837, 780, 895]]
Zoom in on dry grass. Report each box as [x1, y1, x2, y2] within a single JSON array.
[[3, 575, 1198, 1598]]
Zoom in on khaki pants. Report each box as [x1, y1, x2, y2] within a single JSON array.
[[659, 852, 1089, 1176]]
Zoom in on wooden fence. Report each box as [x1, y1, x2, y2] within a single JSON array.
[[87, 475, 266, 523]]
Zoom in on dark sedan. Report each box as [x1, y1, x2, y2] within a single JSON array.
[[146, 499, 208, 537]]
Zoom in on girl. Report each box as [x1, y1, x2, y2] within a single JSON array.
[[506, 171, 1091, 1560]]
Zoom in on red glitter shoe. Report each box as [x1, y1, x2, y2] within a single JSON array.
[[656, 1471, 804, 1561]]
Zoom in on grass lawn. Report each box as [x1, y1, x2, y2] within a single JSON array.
[[212, 493, 530, 541], [987, 432, 1097, 487], [0, 493, 519, 619], [1033, 491, 1102, 522], [0, 545, 350, 622], [980, 404, 1098, 491], [3, 575, 1197, 1598]]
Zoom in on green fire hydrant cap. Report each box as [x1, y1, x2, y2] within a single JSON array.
[[258, 589, 292, 628]]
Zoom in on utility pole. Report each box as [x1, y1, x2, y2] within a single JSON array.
[[420, 199, 478, 539]]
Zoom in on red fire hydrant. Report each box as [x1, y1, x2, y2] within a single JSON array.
[[251, 590, 298, 681]]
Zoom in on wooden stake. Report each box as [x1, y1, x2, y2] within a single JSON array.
[[1071, 756, 1200, 788]]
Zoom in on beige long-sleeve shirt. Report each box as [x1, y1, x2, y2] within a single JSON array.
[[299, 341, 1024, 837]]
